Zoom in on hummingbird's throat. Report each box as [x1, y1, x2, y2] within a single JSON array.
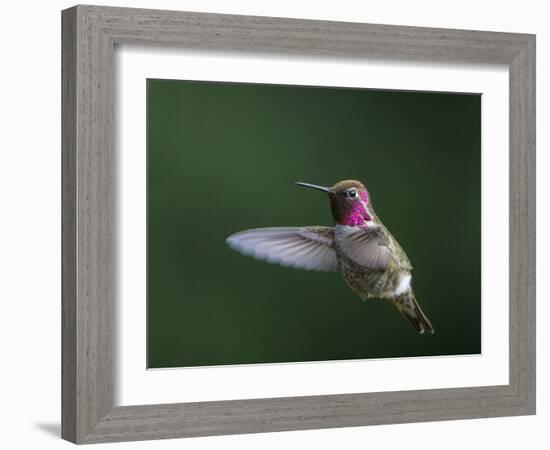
[[342, 206, 372, 226], [341, 192, 372, 226]]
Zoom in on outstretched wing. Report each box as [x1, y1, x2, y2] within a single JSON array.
[[338, 226, 392, 270], [226, 227, 337, 271]]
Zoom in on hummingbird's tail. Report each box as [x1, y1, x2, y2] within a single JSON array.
[[391, 291, 434, 334]]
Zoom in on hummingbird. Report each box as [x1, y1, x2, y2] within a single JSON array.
[[226, 180, 434, 334]]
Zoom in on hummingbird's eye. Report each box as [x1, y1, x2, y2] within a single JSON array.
[[348, 189, 357, 198]]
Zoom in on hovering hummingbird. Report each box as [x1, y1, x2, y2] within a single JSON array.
[[226, 180, 434, 334]]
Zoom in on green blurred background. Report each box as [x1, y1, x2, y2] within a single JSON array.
[[147, 78, 481, 368]]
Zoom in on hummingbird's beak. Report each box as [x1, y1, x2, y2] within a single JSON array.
[[295, 182, 333, 194]]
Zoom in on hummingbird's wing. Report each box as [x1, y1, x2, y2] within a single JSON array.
[[226, 227, 337, 271], [339, 226, 392, 270]]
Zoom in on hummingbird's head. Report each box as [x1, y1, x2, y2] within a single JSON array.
[[295, 180, 373, 226]]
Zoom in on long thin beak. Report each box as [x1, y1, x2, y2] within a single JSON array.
[[295, 181, 333, 194]]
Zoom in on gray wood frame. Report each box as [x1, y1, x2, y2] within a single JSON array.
[[61, 4, 536, 444]]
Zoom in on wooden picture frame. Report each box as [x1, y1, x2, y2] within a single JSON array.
[[61, 4, 535, 444]]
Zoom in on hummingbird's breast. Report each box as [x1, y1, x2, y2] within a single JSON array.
[[334, 224, 411, 300]]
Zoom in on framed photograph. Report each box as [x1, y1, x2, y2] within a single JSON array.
[[62, 5, 535, 444]]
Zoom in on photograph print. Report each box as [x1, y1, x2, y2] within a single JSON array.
[[147, 78, 481, 369]]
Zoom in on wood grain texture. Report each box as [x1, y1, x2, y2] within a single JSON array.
[[61, 6, 77, 443], [61, 4, 536, 444]]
